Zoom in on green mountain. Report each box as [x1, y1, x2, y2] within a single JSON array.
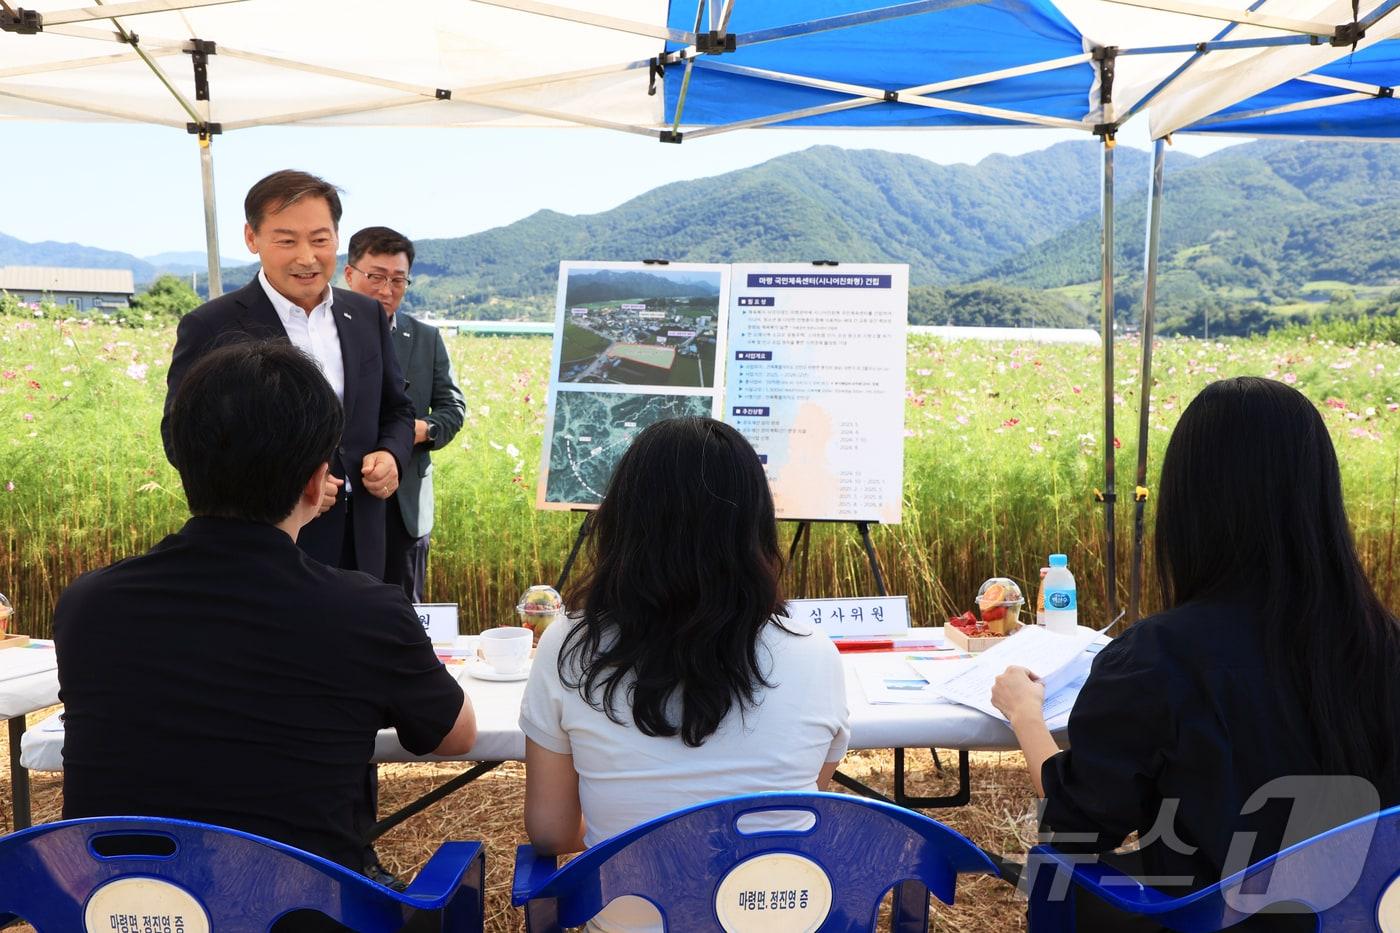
[[398, 142, 1156, 318], [9, 139, 1399, 337], [399, 138, 1400, 333], [978, 140, 1400, 334]]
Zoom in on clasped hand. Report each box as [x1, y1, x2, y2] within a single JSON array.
[[360, 450, 399, 500]]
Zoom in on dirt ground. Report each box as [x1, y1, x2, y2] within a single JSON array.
[[0, 708, 1040, 931]]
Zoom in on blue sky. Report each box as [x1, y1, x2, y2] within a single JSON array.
[[5, 119, 1241, 259]]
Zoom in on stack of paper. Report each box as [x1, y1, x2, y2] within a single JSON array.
[[909, 625, 1101, 726]]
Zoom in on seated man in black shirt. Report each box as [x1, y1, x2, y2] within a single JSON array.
[[55, 339, 476, 873]]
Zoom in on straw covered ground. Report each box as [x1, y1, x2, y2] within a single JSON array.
[[0, 707, 1039, 932]]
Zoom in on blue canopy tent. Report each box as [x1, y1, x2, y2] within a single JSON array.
[[659, 0, 1099, 135]]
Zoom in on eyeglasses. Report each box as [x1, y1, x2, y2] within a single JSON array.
[[349, 264, 411, 290]]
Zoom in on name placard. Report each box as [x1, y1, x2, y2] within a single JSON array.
[[413, 603, 460, 646], [785, 596, 910, 638]]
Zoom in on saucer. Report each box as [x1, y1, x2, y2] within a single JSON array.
[[465, 658, 531, 682]]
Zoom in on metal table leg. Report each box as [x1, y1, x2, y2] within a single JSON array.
[[9, 716, 31, 830], [366, 760, 504, 843], [832, 747, 971, 810]]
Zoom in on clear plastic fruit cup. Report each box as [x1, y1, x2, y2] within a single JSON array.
[[976, 577, 1024, 636]]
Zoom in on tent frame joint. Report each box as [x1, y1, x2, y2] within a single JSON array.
[[1379, 86, 1395, 98], [1330, 20, 1366, 45], [883, 89, 899, 103], [183, 39, 216, 102], [694, 30, 736, 54], [0, 6, 40, 33], [648, 56, 664, 95], [1093, 45, 1119, 108], [435, 88, 452, 100], [659, 129, 683, 143], [1094, 122, 1118, 141], [186, 121, 223, 138]]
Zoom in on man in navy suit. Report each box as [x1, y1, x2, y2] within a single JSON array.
[[162, 170, 413, 580], [344, 227, 465, 602]]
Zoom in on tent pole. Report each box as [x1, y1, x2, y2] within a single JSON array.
[[1129, 139, 1166, 626], [1100, 140, 1119, 627], [198, 131, 223, 298]]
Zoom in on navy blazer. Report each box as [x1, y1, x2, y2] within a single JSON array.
[[161, 277, 415, 577]]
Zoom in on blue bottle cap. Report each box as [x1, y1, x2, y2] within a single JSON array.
[[1049, 553, 1068, 567]]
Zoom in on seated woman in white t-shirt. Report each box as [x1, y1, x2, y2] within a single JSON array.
[[519, 416, 851, 932]]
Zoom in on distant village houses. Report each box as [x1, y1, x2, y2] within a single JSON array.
[[0, 266, 135, 312]]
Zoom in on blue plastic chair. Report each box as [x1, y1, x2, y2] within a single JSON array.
[[1025, 804, 1400, 931], [511, 791, 998, 931], [0, 816, 485, 931]]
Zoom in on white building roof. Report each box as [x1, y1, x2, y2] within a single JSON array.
[[0, 266, 136, 295]]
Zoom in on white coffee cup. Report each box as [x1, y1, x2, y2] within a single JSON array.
[[478, 626, 533, 674]]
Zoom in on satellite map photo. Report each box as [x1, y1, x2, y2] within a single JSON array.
[[555, 267, 723, 389], [541, 390, 714, 506]]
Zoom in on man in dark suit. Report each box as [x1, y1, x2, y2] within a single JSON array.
[[161, 170, 413, 580], [343, 227, 465, 602], [58, 340, 476, 872]]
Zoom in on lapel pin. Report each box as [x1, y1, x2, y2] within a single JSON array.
[[342, 312, 352, 320]]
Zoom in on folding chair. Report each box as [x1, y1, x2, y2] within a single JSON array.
[[512, 790, 998, 931], [1026, 804, 1400, 931], [0, 816, 485, 932]]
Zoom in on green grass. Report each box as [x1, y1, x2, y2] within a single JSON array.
[[3, 315, 1398, 637]]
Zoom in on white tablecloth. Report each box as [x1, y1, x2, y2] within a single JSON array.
[[21, 628, 1081, 772], [0, 640, 59, 721]]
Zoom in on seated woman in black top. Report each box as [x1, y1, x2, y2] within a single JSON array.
[[992, 376, 1400, 927]]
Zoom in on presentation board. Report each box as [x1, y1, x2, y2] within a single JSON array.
[[536, 261, 907, 523]]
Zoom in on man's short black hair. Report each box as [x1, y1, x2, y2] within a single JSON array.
[[169, 340, 343, 524], [347, 226, 415, 268], [245, 170, 343, 232]]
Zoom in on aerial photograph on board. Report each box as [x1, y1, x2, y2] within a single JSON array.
[[556, 267, 723, 389], [542, 391, 714, 506]]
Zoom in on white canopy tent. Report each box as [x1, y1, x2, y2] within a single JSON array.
[[5, 0, 1388, 621]]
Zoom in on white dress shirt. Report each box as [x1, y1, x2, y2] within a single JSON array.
[[258, 269, 345, 402]]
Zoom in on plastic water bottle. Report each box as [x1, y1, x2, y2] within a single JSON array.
[[1043, 554, 1078, 634]]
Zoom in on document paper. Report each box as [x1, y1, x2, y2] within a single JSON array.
[[910, 625, 1100, 723]]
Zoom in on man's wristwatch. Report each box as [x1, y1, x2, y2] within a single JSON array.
[[426, 421, 440, 444]]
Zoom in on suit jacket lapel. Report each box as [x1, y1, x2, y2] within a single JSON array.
[[332, 294, 359, 428], [392, 313, 414, 377], [232, 277, 284, 338]]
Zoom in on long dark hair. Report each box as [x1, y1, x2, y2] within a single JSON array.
[[560, 417, 787, 747], [1155, 377, 1400, 793]]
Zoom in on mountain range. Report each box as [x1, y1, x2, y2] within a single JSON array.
[[0, 233, 239, 281], [4, 139, 1397, 335]]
